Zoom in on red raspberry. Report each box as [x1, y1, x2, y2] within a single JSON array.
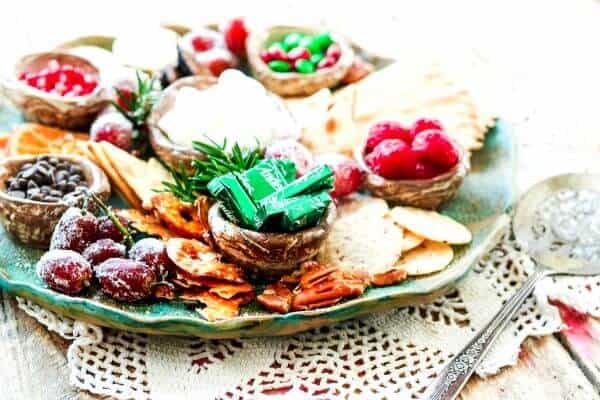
[[365, 121, 413, 153], [315, 154, 365, 198], [365, 139, 419, 180], [83, 239, 126, 265], [221, 18, 249, 58], [264, 140, 314, 177], [411, 118, 444, 136], [412, 130, 459, 170], [90, 112, 134, 151], [191, 35, 215, 52], [36, 250, 93, 294], [413, 162, 442, 180], [287, 47, 311, 61]]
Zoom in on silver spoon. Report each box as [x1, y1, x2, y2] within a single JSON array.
[[424, 173, 600, 400]]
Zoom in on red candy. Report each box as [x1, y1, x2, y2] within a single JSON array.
[[221, 18, 249, 57], [317, 56, 337, 69], [365, 139, 419, 180], [20, 60, 97, 97], [36, 250, 93, 295], [365, 121, 413, 153], [326, 44, 341, 61], [287, 47, 311, 61], [90, 112, 134, 152], [260, 46, 288, 63], [315, 154, 365, 199], [411, 118, 444, 136], [412, 130, 459, 170]]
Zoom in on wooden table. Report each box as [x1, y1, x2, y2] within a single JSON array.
[[1, 1, 600, 398]]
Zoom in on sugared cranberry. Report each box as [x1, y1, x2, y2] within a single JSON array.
[[315, 154, 365, 199], [264, 140, 314, 177], [287, 47, 311, 62], [317, 56, 337, 69], [365, 139, 419, 180], [113, 82, 136, 111], [90, 112, 134, 151], [128, 238, 170, 277], [412, 130, 459, 170], [37, 250, 93, 294], [95, 258, 157, 302], [411, 118, 444, 136], [83, 239, 126, 265], [221, 18, 249, 57], [50, 208, 98, 253], [191, 35, 215, 52], [325, 44, 341, 61], [96, 215, 128, 242], [365, 121, 413, 153]]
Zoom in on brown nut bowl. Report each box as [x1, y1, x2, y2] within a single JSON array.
[[247, 26, 354, 97], [148, 75, 301, 170], [354, 144, 469, 210], [0, 155, 110, 247], [208, 202, 336, 279], [0, 52, 108, 130]]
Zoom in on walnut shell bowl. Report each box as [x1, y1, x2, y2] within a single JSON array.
[[148, 75, 301, 170], [208, 202, 336, 279], [354, 144, 469, 210], [247, 26, 354, 97], [0, 155, 110, 247], [0, 52, 107, 130]]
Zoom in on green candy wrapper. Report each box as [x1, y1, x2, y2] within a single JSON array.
[[207, 173, 265, 230], [236, 159, 295, 201], [279, 191, 331, 232]]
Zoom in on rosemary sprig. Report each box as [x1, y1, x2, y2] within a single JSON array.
[[159, 139, 263, 202]]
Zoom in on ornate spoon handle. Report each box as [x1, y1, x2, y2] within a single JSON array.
[[423, 268, 550, 400]]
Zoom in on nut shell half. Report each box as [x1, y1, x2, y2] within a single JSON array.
[[0, 52, 107, 130], [247, 26, 354, 97], [208, 202, 336, 279], [0, 155, 110, 247], [354, 144, 469, 210]]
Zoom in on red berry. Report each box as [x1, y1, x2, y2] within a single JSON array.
[[37, 250, 93, 294], [96, 215, 128, 242], [83, 239, 126, 265], [114, 84, 135, 111], [315, 154, 365, 198], [264, 140, 314, 177], [90, 112, 134, 151], [95, 258, 157, 302], [365, 139, 419, 180], [221, 18, 249, 58], [287, 47, 311, 61], [50, 208, 98, 253], [365, 121, 413, 153], [191, 35, 215, 52], [413, 162, 442, 179], [19, 61, 97, 96], [411, 118, 444, 136], [412, 130, 459, 170], [317, 56, 336, 69], [325, 44, 341, 61], [128, 238, 170, 277]]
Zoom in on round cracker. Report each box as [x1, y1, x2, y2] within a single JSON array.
[[395, 240, 454, 276], [402, 230, 425, 252], [389, 206, 472, 244]]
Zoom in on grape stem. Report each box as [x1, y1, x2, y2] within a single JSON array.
[[87, 191, 134, 248]]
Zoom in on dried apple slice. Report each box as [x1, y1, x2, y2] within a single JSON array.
[[151, 193, 211, 240]]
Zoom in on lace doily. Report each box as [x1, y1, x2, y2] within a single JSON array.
[[16, 228, 600, 400]]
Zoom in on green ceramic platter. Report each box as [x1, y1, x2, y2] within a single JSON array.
[[0, 98, 515, 337]]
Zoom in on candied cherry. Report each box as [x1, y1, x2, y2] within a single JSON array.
[[50, 208, 98, 253], [365, 121, 413, 153], [412, 129, 459, 170], [315, 154, 365, 199], [411, 118, 444, 136], [365, 139, 419, 180], [221, 17, 249, 58], [95, 258, 157, 302], [264, 140, 314, 177], [90, 112, 134, 152], [83, 239, 126, 265], [128, 238, 170, 277], [96, 215, 128, 242], [36, 249, 92, 294]]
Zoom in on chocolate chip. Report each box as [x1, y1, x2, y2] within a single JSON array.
[[49, 189, 63, 197], [65, 182, 77, 192], [17, 178, 28, 189], [55, 170, 69, 182], [68, 175, 81, 183], [7, 190, 25, 199], [69, 165, 83, 175]]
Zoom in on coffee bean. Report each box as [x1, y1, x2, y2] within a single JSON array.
[[43, 195, 61, 202], [69, 165, 83, 175], [65, 182, 77, 192], [17, 178, 28, 189], [68, 175, 82, 184], [7, 190, 25, 199], [55, 170, 69, 182], [21, 168, 37, 179]]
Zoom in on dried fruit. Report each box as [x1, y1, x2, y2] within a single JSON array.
[[83, 239, 126, 265], [412, 130, 459, 171], [36, 250, 93, 294], [95, 258, 157, 302], [365, 121, 413, 153], [151, 193, 210, 240], [365, 139, 419, 180], [129, 238, 170, 277], [315, 154, 364, 199], [50, 208, 98, 253]]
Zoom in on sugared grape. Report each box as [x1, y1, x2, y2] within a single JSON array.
[[83, 239, 126, 265], [128, 238, 170, 277], [36, 250, 92, 294], [96, 215, 128, 242], [50, 208, 98, 253], [95, 258, 157, 302]]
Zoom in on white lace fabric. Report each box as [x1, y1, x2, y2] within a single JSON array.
[[16, 229, 600, 400]]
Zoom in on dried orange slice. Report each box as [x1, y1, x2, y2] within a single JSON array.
[[8, 123, 89, 156]]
